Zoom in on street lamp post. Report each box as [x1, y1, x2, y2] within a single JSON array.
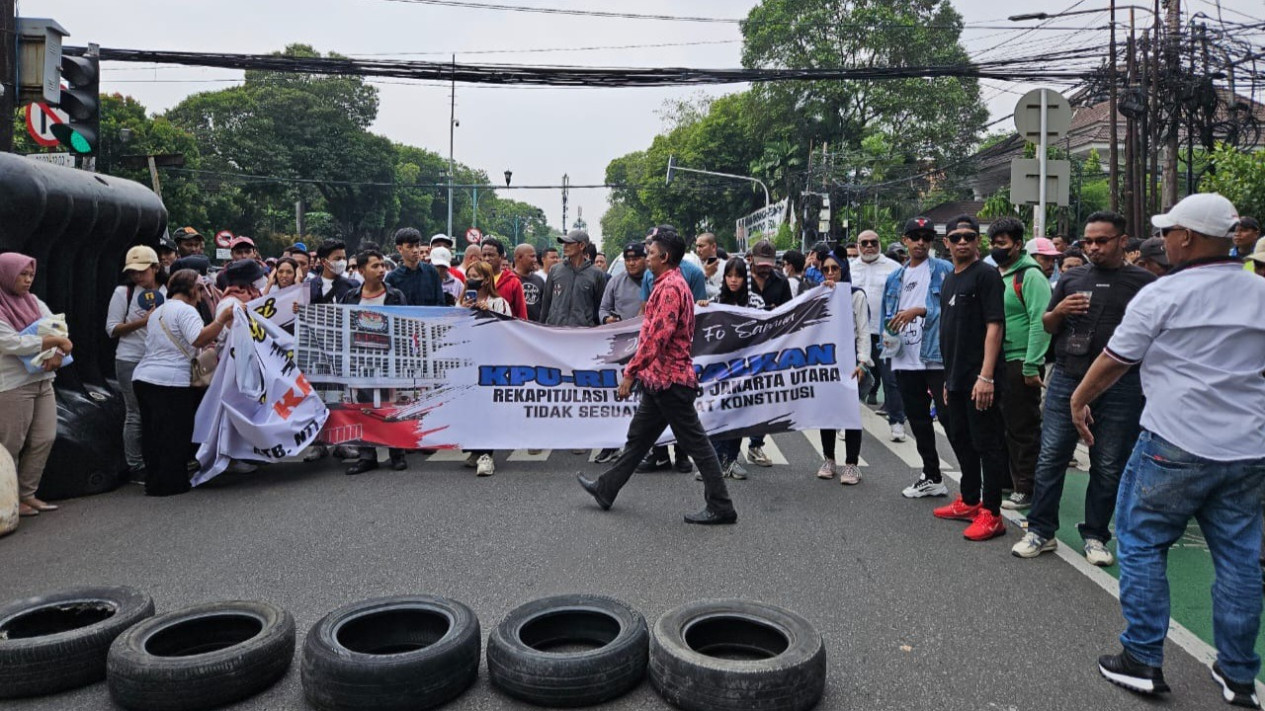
[[665, 155, 772, 236]]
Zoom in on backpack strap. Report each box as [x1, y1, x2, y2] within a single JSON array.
[[1010, 265, 1038, 307]]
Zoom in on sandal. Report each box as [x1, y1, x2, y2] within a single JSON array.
[[18, 503, 39, 517]]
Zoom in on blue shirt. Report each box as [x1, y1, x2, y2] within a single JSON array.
[[641, 259, 708, 301], [384, 262, 445, 306]]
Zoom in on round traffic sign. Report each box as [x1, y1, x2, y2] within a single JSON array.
[[214, 230, 234, 249], [466, 227, 483, 244], [1013, 89, 1072, 143], [24, 102, 68, 148]]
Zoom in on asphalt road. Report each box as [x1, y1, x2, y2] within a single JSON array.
[[0, 408, 1231, 711]]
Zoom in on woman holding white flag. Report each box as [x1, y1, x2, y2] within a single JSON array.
[[132, 269, 233, 497], [0, 254, 72, 517]]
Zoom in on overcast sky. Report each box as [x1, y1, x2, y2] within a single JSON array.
[[21, 0, 1262, 240]]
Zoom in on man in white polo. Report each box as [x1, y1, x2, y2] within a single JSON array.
[[1069, 194, 1265, 708]]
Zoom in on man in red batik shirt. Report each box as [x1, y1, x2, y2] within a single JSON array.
[[578, 225, 736, 525]]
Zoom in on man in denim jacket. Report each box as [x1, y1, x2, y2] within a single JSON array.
[[881, 217, 954, 499]]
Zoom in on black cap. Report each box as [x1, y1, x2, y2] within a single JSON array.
[[751, 238, 777, 265], [172, 226, 203, 242], [222, 258, 266, 286], [171, 254, 211, 275], [902, 217, 936, 236], [1138, 237, 1169, 266], [158, 237, 177, 252], [945, 214, 980, 234], [1239, 216, 1261, 231], [623, 242, 646, 259]]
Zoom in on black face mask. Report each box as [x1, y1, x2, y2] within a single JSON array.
[[466, 280, 484, 292], [990, 246, 1016, 265]]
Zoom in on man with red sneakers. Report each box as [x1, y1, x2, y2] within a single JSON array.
[[931, 215, 1009, 541]]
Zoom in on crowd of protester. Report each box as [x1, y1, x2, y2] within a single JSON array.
[[3, 193, 1264, 707]]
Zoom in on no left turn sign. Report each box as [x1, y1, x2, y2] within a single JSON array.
[[466, 227, 482, 244], [214, 231, 234, 249]]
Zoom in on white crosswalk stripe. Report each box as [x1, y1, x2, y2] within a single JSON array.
[[748, 438, 789, 465], [425, 448, 469, 462], [802, 430, 868, 466], [860, 406, 954, 473], [506, 449, 551, 462]]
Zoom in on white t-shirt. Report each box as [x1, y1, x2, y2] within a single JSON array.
[[133, 300, 205, 387], [359, 291, 387, 306], [1105, 261, 1265, 461], [106, 284, 167, 362], [890, 261, 940, 372]]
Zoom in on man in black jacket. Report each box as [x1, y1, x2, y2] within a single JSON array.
[[308, 240, 358, 306], [341, 250, 409, 476]]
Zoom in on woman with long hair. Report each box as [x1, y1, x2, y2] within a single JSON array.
[[106, 246, 166, 484], [266, 257, 298, 292], [131, 269, 234, 496], [817, 253, 872, 484], [462, 261, 509, 477], [0, 254, 72, 517], [704, 258, 764, 480]]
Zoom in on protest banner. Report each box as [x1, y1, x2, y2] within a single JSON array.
[[192, 304, 328, 485], [292, 285, 860, 451], [246, 284, 305, 329]]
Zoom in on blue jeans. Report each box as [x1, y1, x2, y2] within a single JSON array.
[[1116, 430, 1265, 683], [1025, 366, 1143, 543]]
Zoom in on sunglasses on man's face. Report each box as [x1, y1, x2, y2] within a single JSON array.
[[859, 240, 879, 247], [906, 233, 935, 243], [946, 231, 978, 244]]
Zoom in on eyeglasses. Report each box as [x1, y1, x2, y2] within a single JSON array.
[[1080, 236, 1118, 246], [859, 240, 879, 247], [822, 265, 842, 274], [906, 234, 935, 243], [946, 232, 978, 244]]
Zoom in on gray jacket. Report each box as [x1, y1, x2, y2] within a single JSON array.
[[541, 259, 606, 327], [599, 270, 645, 322]]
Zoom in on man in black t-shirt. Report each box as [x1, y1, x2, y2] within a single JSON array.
[[933, 215, 1009, 542], [513, 244, 546, 322], [1011, 211, 1154, 566]]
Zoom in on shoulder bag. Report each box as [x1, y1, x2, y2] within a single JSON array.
[[157, 306, 218, 388]]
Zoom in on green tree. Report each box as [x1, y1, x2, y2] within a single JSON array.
[[1203, 144, 1265, 220]]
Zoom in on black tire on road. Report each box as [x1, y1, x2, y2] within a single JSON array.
[[106, 599, 295, 711], [0, 585, 155, 698], [487, 594, 648, 707], [649, 599, 826, 711], [301, 594, 481, 711]]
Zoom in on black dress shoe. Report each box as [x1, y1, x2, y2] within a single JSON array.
[[684, 508, 737, 525], [635, 455, 673, 473], [346, 460, 379, 476], [576, 474, 612, 511], [389, 457, 408, 471], [1098, 649, 1169, 695], [674, 458, 694, 473]]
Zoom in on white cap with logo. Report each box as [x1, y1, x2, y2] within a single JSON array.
[[1150, 192, 1240, 238], [430, 246, 453, 267]]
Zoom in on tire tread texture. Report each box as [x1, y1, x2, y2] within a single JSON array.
[[106, 599, 295, 711], [648, 599, 826, 711], [0, 585, 154, 699], [487, 593, 649, 707], [301, 594, 481, 711]]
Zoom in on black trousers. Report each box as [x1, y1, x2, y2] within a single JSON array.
[[134, 381, 204, 497], [820, 430, 862, 464], [944, 389, 1009, 514], [595, 384, 734, 516], [998, 361, 1043, 495], [894, 369, 949, 480], [353, 387, 405, 463]]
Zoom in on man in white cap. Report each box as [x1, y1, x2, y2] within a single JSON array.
[[429, 246, 462, 305], [1071, 194, 1265, 707]]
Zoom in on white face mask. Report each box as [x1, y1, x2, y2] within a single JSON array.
[[328, 259, 347, 276], [860, 252, 880, 263], [252, 277, 268, 292]]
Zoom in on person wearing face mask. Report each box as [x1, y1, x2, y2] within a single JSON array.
[[307, 240, 357, 307], [988, 218, 1053, 511], [850, 230, 905, 437]]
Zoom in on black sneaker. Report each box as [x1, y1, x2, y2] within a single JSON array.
[[594, 448, 620, 464], [1098, 649, 1170, 695], [635, 454, 673, 473], [674, 457, 693, 473], [1212, 662, 1261, 708]]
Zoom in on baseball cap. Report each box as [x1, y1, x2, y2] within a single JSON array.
[[291, 241, 308, 253], [623, 243, 647, 259], [902, 216, 936, 236], [1245, 236, 1265, 265], [430, 233, 454, 247], [430, 246, 453, 267], [558, 229, 590, 244], [1025, 237, 1062, 257], [172, 226, 203, 243], [123, 246, 159, 272], [157, 236, 177, 253], [229, 236, 256, 250], [1239, 216, 1260, 232], [751, 239, 777, 266], [945, 214, 981, 234], [222, 259, 266, 286], [1138, 237, 1170, 266], [1151, 192, 1239, 238]]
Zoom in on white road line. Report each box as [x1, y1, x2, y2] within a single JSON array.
[[425, 448, 468, 462], [802, 430, 867, 466], [507, 449, 551, 462], [752, 438, 789, 465], [860, 407, 953, 472]]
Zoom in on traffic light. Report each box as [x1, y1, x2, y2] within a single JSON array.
[[51, 54, 99, 155]]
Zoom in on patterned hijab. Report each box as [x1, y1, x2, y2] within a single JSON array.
[[0, 253, 43, 330]]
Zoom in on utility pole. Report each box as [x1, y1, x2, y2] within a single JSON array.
[[1124, 17, 1139, 237], [561, 173, 570, 233], [447, 54, 456, 238], [1108, 0, 1119, 211], [0, 0, 16, 153], [1161, 0, 1181, 208]]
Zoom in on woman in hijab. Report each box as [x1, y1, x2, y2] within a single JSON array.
[[0, 254, 73, 517]]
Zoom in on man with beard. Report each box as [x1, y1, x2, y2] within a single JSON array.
[[173, 227, 205, 257], [850, 229, 905, 439]]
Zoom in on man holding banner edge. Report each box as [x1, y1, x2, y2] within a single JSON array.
[[577, 226, 737, 525]]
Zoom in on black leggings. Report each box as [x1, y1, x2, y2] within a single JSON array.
[[820, 430, 861, 464], [134, 381, 204, 497]]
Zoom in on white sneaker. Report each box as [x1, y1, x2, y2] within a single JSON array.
[[727, 460, 748, 479], [1084, 539, 1114, 566], [890, 423, 907, 442], [476, 454, 495, 477], [901, 474, 948, 498], [1011, 531, 1057, 558], [838, 463, 862, 485], [816, 459, 836, 479], [1000, 491, 1033, 510], [464, 452, 478, 468], [746, 446, 773, 467]]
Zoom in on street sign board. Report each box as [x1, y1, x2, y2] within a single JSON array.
[[214, 230, 233, 249], [1013, 89, 1072, 143], [215, 248, 233, 261], [1010, 158, 1071, 207], [466, 227, 482, 244], [24, 153, 75, 168], [24, 102, 68, 148]]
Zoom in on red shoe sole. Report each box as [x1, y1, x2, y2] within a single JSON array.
[[964, 523, 1007, 541]]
